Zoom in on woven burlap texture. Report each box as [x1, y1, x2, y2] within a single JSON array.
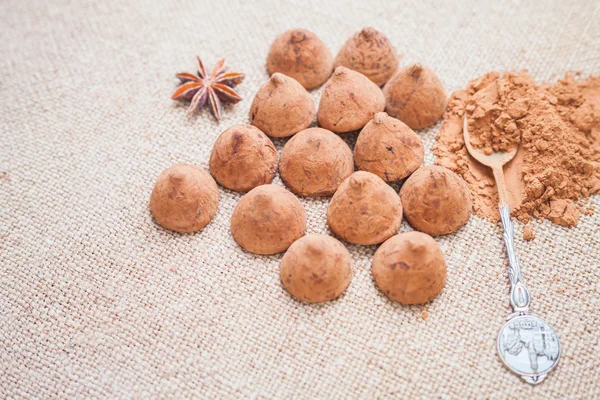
[[2, 0, 599, 398]]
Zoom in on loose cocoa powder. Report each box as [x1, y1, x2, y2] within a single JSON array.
[[434, 72, 600, 226], [523, 224, 535, 241]]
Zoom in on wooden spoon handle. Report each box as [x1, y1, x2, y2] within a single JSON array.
[[492, 165, 510, 208]]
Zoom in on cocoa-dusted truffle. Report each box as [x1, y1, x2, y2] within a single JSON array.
[[266, 29, 333, 90], [150, 164, 219, 233], [354, 112, 424, 182], [317, 66, 385, 133], [249, 73, 316, 138], [231, 184, 306, 255], [372, 231, 447, 304], [383, 63, 448, 129], [327, 171, 402, 245], [334, 27, 399, 87], [280, 127, 354, 197], [209, 124, 278, 192], [280, 234, 353, 303], [399, 165, 471, 235]]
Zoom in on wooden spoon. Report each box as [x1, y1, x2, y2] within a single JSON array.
[[462, 115, 518, 207]]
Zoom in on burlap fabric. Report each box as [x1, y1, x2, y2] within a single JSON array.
[[2, 0, 599, 398]]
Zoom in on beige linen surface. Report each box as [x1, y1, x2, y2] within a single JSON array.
[[2, 0, 600, 398]]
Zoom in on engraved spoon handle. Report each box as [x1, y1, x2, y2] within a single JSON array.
[[492, 166, 531, 312]]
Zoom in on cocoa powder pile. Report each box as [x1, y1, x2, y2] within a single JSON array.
[[434, 72, 600, 227]]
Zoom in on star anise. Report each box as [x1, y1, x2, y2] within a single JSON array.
[[171, 56, 245, 120]]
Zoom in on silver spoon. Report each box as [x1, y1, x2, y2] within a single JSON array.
[[462, 115, 561, 384]]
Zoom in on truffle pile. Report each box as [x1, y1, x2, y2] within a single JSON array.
[[151, 27, 464, 306]]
